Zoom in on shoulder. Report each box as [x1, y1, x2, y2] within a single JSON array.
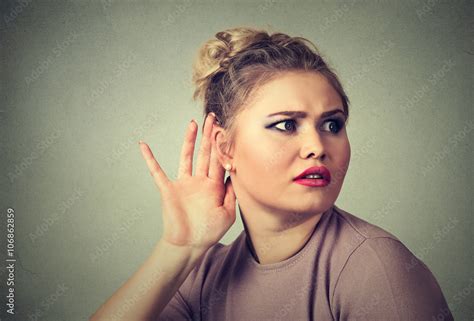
[[329, 207, 453, 320], [331, 204, 401, 241], [330, 205, 432, 279], [324, 205, 403, 271]]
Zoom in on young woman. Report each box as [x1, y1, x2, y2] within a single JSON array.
[[90, 26, 453, 321]]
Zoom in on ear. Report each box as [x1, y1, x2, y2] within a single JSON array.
[[211, 125, 234, 169]]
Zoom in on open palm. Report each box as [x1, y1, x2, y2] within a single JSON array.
[[139, 113, 236, 252]]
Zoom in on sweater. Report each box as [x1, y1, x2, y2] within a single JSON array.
[[157, 204, 454, 321]]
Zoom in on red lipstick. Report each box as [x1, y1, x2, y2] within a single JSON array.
[[294, 165, 331, 187]]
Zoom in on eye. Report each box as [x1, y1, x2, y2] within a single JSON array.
[[321, 118, 345, 133], [271, 119, 298, 133]]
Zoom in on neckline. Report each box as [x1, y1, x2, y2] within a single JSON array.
[[243, 205, 334, 271]]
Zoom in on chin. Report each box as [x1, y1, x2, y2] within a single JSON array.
[[285, 198, 333, 215], [293, 187, 336, 204]]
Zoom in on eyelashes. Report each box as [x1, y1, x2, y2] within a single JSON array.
[[268, 118, 345, 134]]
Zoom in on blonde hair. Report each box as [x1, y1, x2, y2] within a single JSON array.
[[191, 26, 350, 153]]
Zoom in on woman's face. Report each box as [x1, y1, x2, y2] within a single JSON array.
[[219, 71, 351, 217]]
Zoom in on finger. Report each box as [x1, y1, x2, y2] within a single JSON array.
[[177, 120, 198, 179], [139, 141, 170, 191], [195, 113, 215, 177], [223, 176, 236, 220], [208, 125, 225, 182]]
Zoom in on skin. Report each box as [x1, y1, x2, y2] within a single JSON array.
[[212, 70, 351, 264]]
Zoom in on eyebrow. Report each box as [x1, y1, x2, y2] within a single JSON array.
[[267, 108, 347, 119]]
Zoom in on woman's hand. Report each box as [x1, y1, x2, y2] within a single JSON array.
[[139, 113, 236, 252]]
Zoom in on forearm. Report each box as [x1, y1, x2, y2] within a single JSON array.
[[89, 239, 208, 321]]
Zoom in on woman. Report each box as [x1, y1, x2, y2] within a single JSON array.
[[90, 27, 453, 321]]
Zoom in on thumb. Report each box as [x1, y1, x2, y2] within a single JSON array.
[[223, 176, 236, 220]]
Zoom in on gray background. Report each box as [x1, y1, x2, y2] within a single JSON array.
[[0, 0, 472, 320]]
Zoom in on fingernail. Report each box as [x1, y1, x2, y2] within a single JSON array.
[[138, 140, 143, 145], [206, 112, 215, 123]]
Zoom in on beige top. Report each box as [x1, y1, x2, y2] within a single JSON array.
[[157, 204, 453, 320]]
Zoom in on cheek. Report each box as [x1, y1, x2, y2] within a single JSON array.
[[341, 139, 351, 167], [236, 138, 294, 204], [335, 137, 350, 159], [238, 137, 289, 176], [328, 137, 351, 181]]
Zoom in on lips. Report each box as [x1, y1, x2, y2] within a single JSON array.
[[294, 165, 331, 185]]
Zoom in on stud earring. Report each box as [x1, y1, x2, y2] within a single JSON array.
[[224, 163, 232, 171]]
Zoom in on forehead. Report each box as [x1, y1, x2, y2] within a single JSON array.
[[245, 71, 343, 115]]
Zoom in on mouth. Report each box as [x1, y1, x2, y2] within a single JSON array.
[[293, 165, 331, 187]]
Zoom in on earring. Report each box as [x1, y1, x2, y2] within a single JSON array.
[[224, 163, 232, 171]]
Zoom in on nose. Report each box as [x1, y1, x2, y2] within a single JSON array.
[[298, 126, 326, 161]]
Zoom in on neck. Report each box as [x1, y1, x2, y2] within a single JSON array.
[[239, 204, 329, 265]]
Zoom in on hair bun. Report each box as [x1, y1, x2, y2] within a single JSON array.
[[214, 31, 233, 69], [191, 27, 270, 102]]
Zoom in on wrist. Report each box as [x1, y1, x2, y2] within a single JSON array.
[[156, 238, 209, 261]]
